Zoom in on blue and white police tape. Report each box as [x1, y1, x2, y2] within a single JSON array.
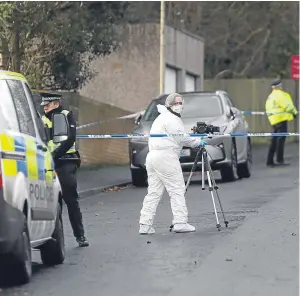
[[76, 110, 298, 130], [242, 111, 299, 116], [242, 111, 266, 115], [76, 132, 300, 139], [76, 112, 140, 130]]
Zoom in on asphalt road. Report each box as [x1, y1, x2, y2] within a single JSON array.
[[1, 143, 299, 296]]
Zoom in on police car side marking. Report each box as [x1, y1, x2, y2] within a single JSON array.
[[14, 136, 29, 178], [29, 183, 53, 202]]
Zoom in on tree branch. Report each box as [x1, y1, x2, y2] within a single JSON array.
[[239, 29, 271, 76], [234, 27, 264, 51]]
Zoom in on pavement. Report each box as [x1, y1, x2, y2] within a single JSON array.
[[77, 165, 131, 198], [1, 142, 299, 296]]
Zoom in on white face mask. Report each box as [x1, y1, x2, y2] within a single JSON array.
[[171, 105, 183, 114]]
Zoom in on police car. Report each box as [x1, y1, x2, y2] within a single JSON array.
[[0, 71, 70, 285]]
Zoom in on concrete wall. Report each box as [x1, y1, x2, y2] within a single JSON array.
[[79, 23, 205, 113], [164, 26, 205, 91], [80, 23, 160, 113]]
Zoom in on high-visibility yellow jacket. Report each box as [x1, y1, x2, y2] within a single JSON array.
[[265, 89, 297, 126], [42, 109, 77, 154]]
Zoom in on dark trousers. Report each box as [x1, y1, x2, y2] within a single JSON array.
[[267, 120, 288, 165], [55, 162, 85, 238]]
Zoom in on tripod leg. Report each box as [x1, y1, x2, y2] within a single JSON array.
[[185, 170, 194, 193], [207, 162, 229, 227], [201, 153, 205, 190], [185, 148, 202, 193], [206, 171, 221, 231]]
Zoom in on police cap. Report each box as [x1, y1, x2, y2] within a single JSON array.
[[40, 91, 62, 106], [271, 79, 282, 87]]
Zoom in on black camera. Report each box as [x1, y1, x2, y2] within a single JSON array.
[[192, 121, 220, 134]]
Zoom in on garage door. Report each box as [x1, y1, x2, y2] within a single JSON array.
[[164, 66, 177, 93], [185, 73, 196, 92]]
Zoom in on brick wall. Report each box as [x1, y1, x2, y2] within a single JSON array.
[[79, 24, 205, 112], [61, 93, 135, 167]]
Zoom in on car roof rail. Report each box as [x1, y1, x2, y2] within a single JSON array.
[[154, 90, 225, 101], [216, 90, 228, 94]]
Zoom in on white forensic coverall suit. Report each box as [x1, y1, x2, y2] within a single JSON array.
[[139, 104, 202, 233]]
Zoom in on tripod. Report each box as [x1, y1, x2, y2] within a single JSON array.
[[175, 145, 229, 231]]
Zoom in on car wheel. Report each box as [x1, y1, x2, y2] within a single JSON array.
[[40, 203, 65, 266], [237, 138, 252, 179], [0, 218, 32, 286], [131, 168, 147, 187], [220, 140, 238, 182]]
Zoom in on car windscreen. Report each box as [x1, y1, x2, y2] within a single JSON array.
[[142, 94, 223, 121]]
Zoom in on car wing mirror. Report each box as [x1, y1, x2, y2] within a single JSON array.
[[230, 107, 240, 116], [52, 113, 70, 143], [135, 112, 143, 125], [225, 105, 232, 119]]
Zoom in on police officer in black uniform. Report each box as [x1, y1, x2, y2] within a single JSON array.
[[40, 93, 89, 247]]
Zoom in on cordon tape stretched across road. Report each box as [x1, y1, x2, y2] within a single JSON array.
[[75, 109, 299, 139], [76, 110, 299, 130]]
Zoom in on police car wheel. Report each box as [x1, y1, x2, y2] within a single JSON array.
[[0, 220, 32, 286], [40, 204, 65, 266]]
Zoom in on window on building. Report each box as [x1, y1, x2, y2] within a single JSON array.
[[164, 66, 177, 93], [185, 73, 196, 92]]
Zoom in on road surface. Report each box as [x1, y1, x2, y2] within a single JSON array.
[[1, 143, 299, 296]]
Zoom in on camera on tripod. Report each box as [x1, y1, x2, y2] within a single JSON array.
[[181, 121, 229, 232], [192, 121, 220, 134]]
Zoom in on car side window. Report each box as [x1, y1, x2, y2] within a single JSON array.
[[23, 83, 48, 143], [0, 80, 20, 131], [6, 80, 36, 137]]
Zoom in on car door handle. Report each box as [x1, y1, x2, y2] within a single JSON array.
[[37, 144, 48, 152]]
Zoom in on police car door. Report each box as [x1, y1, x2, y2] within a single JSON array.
[[23, 83, 55, 230], [7, 80, 54, 240]]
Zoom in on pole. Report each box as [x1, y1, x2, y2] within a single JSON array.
[[159, 0, 165, 94], [294, 79, 299, 142], [0, 53, 3, 70]]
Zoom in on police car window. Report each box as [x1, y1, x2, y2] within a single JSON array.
[[0, 80, 20, 131], [23, 83, 47, 143], [7, 80, 36, 137]]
